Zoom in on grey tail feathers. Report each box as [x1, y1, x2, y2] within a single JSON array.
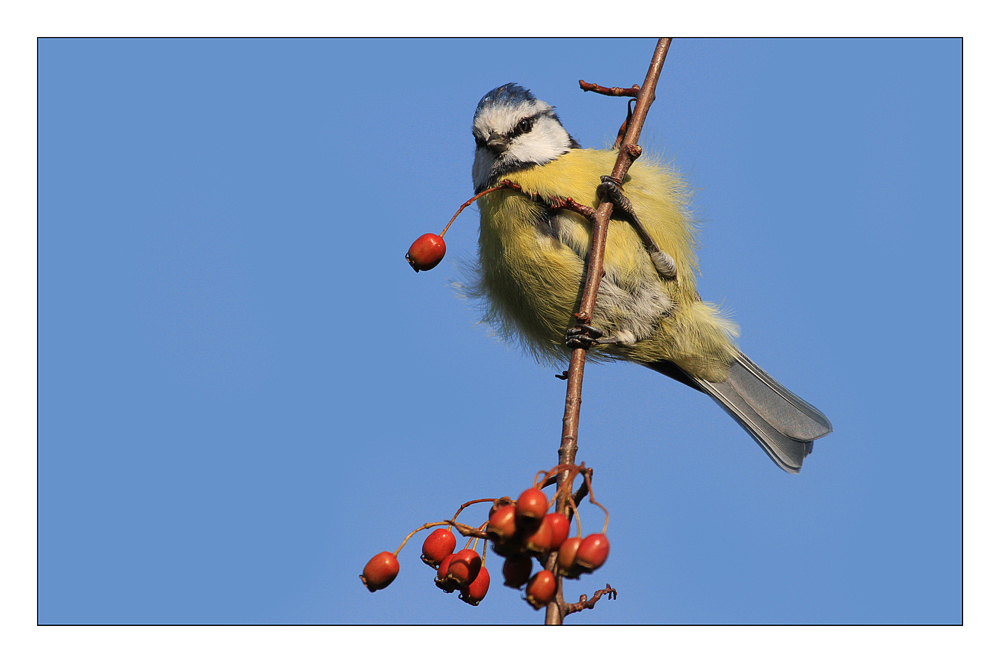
[[645, 353, 833, 474]]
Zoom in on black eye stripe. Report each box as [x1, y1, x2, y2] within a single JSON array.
[[508, 112, 543, 139], [473, 111, 547, 147], [510, 119, 532, 137]]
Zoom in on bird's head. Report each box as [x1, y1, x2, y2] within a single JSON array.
[[471, 83, 580, 192]]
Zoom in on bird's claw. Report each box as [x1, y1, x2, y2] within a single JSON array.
[[597, 175, 677, 281], [597, 176, 637, 220], [566, 324, 606, 349]]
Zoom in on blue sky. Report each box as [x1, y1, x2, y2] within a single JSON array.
[[37, 38, 961, 626]]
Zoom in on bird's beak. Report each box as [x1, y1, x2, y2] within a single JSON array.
[[486, 132, 509, 155]]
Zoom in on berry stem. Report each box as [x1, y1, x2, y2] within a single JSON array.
[[478, 523, 489, 563], [567, 495, 583, 539], [463, 522, 490, 553], [580, 470, 611, 535], [553, 464, 583, 505], [548, 467, 580, 510], [440, 184, 516, 237], [450, 498, 500, 524], [445, 519, 490, 540], [393, 521, 453, 557]]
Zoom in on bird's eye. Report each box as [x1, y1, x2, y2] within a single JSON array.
[[518, 118, 533, 133], [474, 135, 486, 148]]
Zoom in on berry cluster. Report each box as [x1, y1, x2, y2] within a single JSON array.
[[360, 463, 610, 613]]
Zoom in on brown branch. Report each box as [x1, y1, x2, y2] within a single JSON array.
[[579, 80, 642, 97], [563, 583, 618, 616], [544, 37, 672, 626], [548, 197, 598, 220], [572, 468, 591, 508], [497, 180, 599, 223], [580, 80, 647, 150]]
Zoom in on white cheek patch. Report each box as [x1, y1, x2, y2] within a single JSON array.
[[505, 116, 572, 166], [472, 113, 573, 192]]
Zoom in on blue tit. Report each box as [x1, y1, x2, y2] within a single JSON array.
[[467, 83, 832, 473]]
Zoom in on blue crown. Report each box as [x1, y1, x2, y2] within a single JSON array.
[[475, 83, 536, 116]]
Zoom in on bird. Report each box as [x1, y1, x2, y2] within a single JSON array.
[[466, 82, 832, 473]]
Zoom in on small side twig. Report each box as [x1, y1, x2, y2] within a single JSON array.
[[579, 80, 641, 97], [612, 99, 637, 151], [497, 180, 599, 223], [547, 197, 598, 221], [580, 80, 648, 150], [563, 583, 618, 616], [572, 468, 591, 508]]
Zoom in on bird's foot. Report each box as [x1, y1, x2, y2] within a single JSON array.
[[566, 324, 617, 349], [596, 175, 677, 280], [597, 175, 638, 220]]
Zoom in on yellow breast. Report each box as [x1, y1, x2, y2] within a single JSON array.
[[473, 148, 738, 380]]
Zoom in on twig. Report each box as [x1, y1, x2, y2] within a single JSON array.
[[579, 80, 642, 97], [544, 37, 672, 626], [497, 180, 599, 223], [572, 468, 591, 509], [613, 99, 636, 151], [563, 583, 618, 616]]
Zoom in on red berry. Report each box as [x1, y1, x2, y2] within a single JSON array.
[[575, 533, 610, 572], [489, 497, 513, 518], [557, 537, 582, 578], [435, 553, 458, 592], [502, 556, 533, 588], [360, 551, 399, 592], [524, 515, 553, 554], [446, 549, 482, 586], [405, 233, 446, 272], [459, 565, 490, 606], [487, 504, 518, 542], [544, 513, 570, 550], [421, 529, 457, 568], [515, 488, 549, 531], [525, 570, 557, 609], [436, 554, 455, 579]]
